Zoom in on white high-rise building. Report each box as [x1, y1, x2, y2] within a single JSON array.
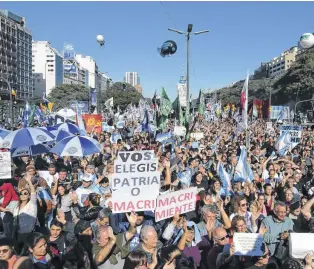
[[124, 72, 140, 87], [32, 41, 63, 97], [75, 54, 98, 89]]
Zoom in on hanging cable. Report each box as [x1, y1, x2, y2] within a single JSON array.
[[159, 1, 178, 29]]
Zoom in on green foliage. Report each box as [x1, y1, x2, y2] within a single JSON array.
[[48, 84, 90, 110], [273, 47, 314, 106], [102, 82, 142, 109]]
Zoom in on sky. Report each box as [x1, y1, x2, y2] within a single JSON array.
[[1, 1, 314, 100]]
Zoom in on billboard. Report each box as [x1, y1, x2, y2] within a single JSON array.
[[63, 63, 77, 74], [63, 43, 75, 61], [69, 101, 89, 113], [270, 106, 290, 120], [177, 83, 187, 107]]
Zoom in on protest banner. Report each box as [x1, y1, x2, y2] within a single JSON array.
[[190, 133, 204, 140], [233, 233, 263, 256], [289, 233, 314, 259], [0, 152, 11, 179], [173, 126, 186, 137], [82, 114, 102, 133], [112, 150, 160, 213], [155, 188, 197, 222], [280, 125, 302, 149]]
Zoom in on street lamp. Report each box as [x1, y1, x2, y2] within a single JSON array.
[[168, 24, 209, 125]]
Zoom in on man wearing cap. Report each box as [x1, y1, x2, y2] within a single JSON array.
[[74, 174, 101, 207]]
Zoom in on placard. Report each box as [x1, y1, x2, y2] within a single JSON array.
[[155, 188, 197, 222], [233, 233, 263, 256], [0, 152, 11, 179], [112, 151, 160, 213], [173, 126, 186, 137], [289, 233, 314, 259], [266, 122, 272, 130], [280, 125, 302, 149], [190, 133, 204, 140], [156, 132, 172, 143], [116, 121, 125, 129]]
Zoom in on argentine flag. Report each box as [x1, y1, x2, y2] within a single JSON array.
[[234, 146, 254, 182], [275, 131, 291, 156]]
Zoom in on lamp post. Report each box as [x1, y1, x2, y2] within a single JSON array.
[[96, 34, 105, 114], [168, 25, 209, 124]]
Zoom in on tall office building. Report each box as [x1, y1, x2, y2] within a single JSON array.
[[32, 41, 63, 97], [0, 10, 33, 99], [124, 72, 140, 87]]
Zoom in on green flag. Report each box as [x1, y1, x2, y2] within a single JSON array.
[[172, 96, 184, 126], [160, 87, 172, 117], [198, 89, 205, 115]]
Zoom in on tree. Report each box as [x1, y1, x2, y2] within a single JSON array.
[[48, 84, 90, 111], [102, 82, 142, 109]]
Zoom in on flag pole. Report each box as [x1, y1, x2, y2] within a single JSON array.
[[245, 70, 250, 150]]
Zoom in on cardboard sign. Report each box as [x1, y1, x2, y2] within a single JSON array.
[[112, 151, 160, 213], [289, 233, 314, 259], [82, 114, 102, 134], [190, 133, 204, 140], [0, 152, 11, 179], [280, 125, 302, 149], [233, 233, 263, 256], [173, 126, 186, 137], [155, 188, 197, 222]]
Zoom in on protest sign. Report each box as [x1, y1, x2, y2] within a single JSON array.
[[266, 122, 272, 131], [0, 152, 11, 179], [289, 233, 314, 259], [155, 188, 197, 222], [233, 233, 263, 256], [173, 126, 186, 137], [190, 133, 204, 140], [156, 132, 172, 143], [280, 125, 302, 149], [112, 150, 160, 213]]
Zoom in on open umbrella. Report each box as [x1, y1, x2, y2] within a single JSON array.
[[0, 128, 10, 139], [11, 144, 51, 158], [50, 136, 102, 157], [55, 122, 80, 134], [1, 127, 55, 149], [55, 129, 73, 143]]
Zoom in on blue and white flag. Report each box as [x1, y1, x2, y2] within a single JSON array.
[[275, 131, 291, 156], [22, 101, 30, 128], [234, 146, 254, 182], [211, 136, 220, 152], [42, 93, 50, 104], [217, 162, 231, 194], [90, 89, 97, 106]]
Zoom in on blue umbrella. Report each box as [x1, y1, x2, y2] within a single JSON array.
[[11, 144, 50, 157], [55, 129, 73, 143], [55, 122, 80, 134], [0, 128, 10, 139], [50, 136, 102, 157], [39, 126, 58, 133], [1, 127, 55, 149]]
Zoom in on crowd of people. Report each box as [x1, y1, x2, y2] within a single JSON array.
[[0, 117, 313, 269]]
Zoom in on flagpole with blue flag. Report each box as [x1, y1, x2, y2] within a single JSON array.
[[217, 161, 231, 195], [234, 146, 254, 182]]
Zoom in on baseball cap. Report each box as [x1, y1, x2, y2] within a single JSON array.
[[74, 220, 90, 236]]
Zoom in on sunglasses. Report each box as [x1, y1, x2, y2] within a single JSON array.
[[240, 203, 248, 207], [18, 191, 29, 196], [216, 234, 229, 241], [0, 248, 10, 254]]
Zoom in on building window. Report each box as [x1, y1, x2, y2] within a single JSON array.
[[48, 65, 54, 67], [48, 69, 54, 72]]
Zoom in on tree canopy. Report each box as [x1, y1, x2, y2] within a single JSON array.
[[102, 82, 142, 109], [48, 84, 89, 111]]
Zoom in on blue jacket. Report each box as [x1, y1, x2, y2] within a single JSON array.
[[261, 215, 294, 255]]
